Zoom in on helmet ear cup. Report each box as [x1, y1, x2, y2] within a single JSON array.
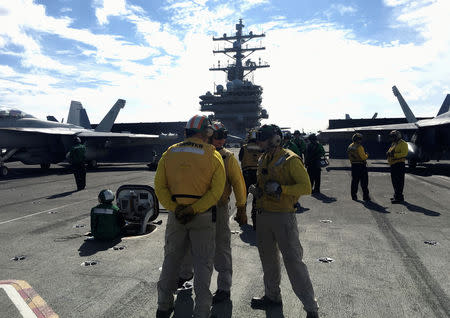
[[269, 134, 281, 148], [203, 127, 213, 137]]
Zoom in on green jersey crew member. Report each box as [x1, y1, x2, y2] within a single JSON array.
[[67, 136, 86, 191], [90, 189, 124, 240], [305, 134, 325, 194], [155, 115, 226, 318], [347, 133, 370, 201], [250, 124, 319, 318], [386, 130, 408, 203], [293, 130, 307, 161]]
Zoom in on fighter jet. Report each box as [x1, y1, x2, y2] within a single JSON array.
[[318, 86, 450, 168], [0, 99, 171, 176]]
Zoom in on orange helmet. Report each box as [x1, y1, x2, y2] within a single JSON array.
[[185, 115, 213, 136]]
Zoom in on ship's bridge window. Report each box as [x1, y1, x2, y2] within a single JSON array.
[[0, 108, 35, 119]]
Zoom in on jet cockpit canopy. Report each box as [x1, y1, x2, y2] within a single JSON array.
[[0, 108, 35, 119]]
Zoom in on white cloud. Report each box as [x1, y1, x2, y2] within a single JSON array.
[[95, 0, 129, 25], [0, 0, 449, 133], [331, 4, 357, 15], [383, 0, 411, 7]]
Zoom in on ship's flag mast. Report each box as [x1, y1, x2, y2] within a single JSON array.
[[209, 19, 270, 81]]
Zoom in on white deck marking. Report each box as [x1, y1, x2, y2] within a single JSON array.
[[0, 199, 96, 225], [0, 284, 37, 318]]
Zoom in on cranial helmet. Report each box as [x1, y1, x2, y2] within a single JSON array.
[[247, 129, 257, 142], [211, 121, 228, 139], [283, 131, 292, 140], [185, 115, 213, 137], [352, 133, 363, 142], [256, 124, 282, 149], [98, 189, 115, 204], [389, 130, 402, 139], [74, 136, 82, 144], [293, 130, 301, 136], [308, 133, 317, 142]]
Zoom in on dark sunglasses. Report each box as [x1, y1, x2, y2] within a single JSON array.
[[213, 130, 228, 139]]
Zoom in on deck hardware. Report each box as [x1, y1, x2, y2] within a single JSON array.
[[81, 260, 98, 266], [317, 257, 334, 263]]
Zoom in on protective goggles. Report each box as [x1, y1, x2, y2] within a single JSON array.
[[213, 130, 228, 139], [256, 130, 272, 141]]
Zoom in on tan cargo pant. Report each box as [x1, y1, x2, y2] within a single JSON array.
[[256, 211, 319, 312], [179, 203, 233, 291], [157, 210, 215, 318]]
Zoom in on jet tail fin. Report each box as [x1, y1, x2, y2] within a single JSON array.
[[94, 99, 126, 132], [392, 86, 417, 123], [67, 101, 92, 129], [436, 94, 450, 116]]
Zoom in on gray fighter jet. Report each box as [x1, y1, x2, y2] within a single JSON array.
[[318, 86, 450, 167], [0, 99, 169, 176]]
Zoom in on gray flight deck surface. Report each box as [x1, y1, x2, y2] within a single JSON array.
[[0, 151, 449, 318]]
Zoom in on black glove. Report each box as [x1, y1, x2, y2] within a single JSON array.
[[174, 205, 195, 225], [248, 184, 263, 199], [234, 205, 248, 226], [264, 181, 282, 199]]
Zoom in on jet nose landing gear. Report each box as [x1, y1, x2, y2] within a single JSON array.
[[1, 165, 8, 177], [116, 185, 159, 235]]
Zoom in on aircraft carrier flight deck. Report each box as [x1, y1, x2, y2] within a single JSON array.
[[0, 152, 449, 318]]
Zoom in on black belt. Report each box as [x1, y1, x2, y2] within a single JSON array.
[[171, 194, 202, 201]]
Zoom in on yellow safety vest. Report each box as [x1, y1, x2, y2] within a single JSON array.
[[387, 139, 409, 165], [256, 148, 302, 212], [165, 138, 216, 205], [217, 148, 247, 206], [241, 143, 262, 171], [347, 142, 368, 164]]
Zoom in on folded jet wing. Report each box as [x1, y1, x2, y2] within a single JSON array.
[[318, 87, 450, 165], [0, 104, 174, 177]]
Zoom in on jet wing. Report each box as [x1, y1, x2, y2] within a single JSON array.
[[318, 122, 418, 142], [77, 131, 159, 138], [320, 122, 417, 134], [0, 127, 84, 135], [415, 113, 450, 127]]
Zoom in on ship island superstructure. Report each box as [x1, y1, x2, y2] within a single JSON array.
[[199, 19, 270, 138]]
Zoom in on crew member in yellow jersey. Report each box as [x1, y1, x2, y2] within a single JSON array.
[[178, 121, 247, 304], [239, 129, 262, 229], [249, 124, 319, 318], [347, 133, 370, 201], [154, 115, 226, 318], [386, 130, 408, 204]]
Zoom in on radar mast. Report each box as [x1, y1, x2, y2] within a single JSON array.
[[199, 19, 270, 138]]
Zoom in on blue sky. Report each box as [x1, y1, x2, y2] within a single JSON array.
[[1, 0, 449, 132]]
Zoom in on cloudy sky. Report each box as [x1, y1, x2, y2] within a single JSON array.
[[1, 0, 449, 132]]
